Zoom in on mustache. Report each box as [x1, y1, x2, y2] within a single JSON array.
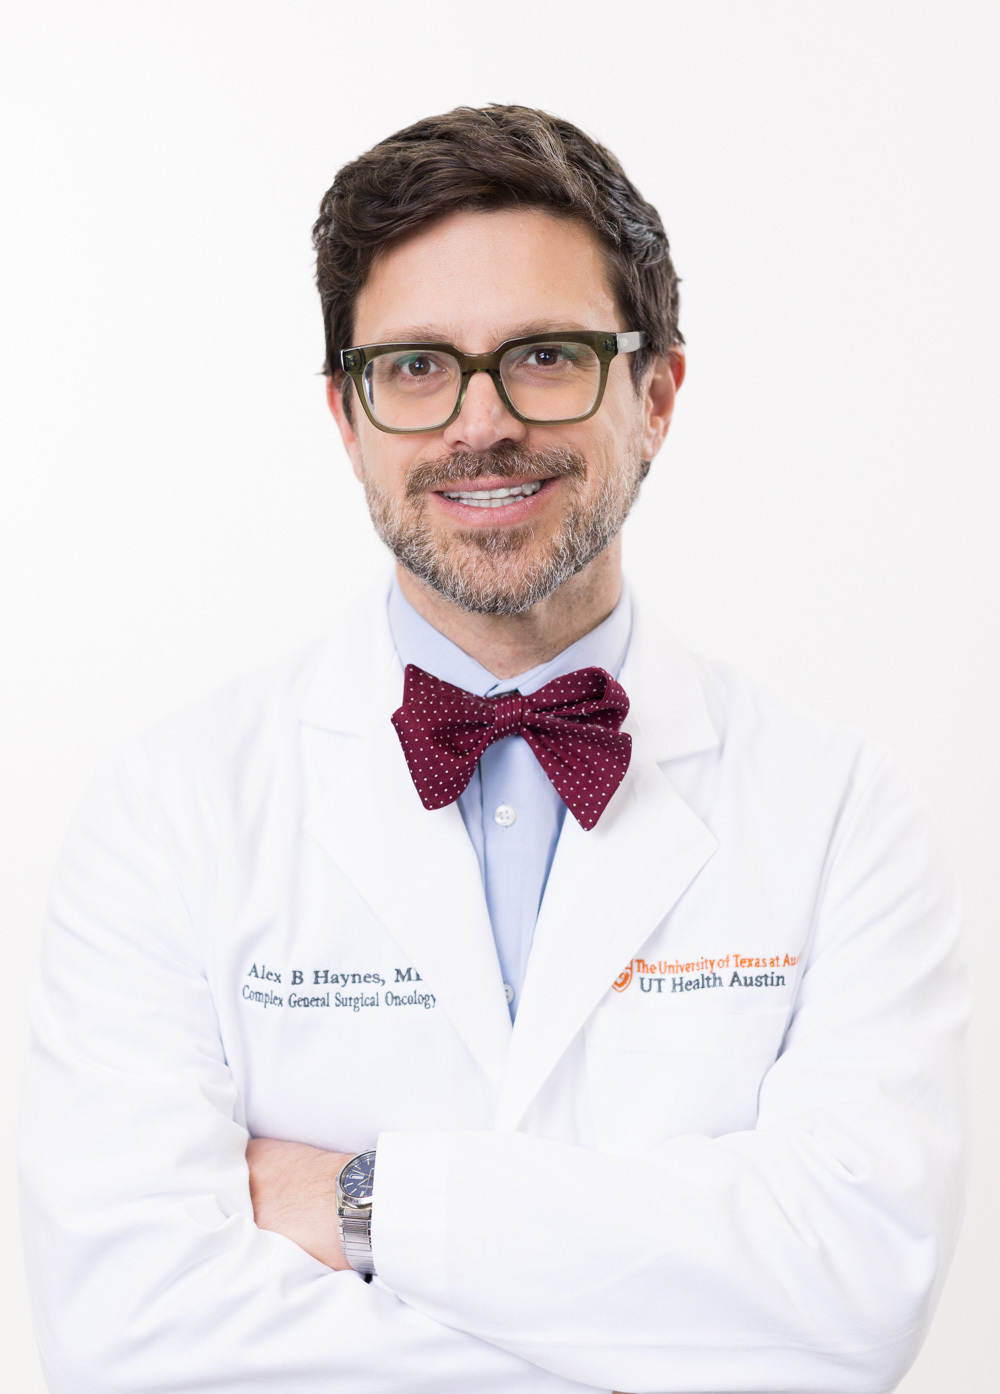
[[405, 444, 585, 499]]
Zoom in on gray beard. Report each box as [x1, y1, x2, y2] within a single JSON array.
[[360, 445, 645, 617]]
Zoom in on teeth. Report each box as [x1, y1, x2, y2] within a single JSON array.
[[443, 481, 544, 505]]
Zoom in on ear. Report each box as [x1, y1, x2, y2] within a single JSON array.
[[326, 375, 364, 482], [640, 348, 685, 463]]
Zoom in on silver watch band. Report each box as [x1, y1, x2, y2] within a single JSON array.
[[338, 1206, 375, 1275]]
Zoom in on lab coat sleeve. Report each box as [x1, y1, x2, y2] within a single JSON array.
[[18, 752, 605, 1394], [372, 752, 971, 1394]]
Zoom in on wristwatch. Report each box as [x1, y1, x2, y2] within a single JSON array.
[[336, 1150, 376, 1277]]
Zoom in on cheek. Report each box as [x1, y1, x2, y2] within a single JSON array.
[[575, 415, 637, 484], [355, 433, 414, 492], [599, 382, 643, 446]]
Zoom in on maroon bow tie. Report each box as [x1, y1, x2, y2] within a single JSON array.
[[391, 663, 632, 831]]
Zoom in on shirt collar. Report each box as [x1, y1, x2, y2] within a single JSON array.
[[387, 573, 632, 698]]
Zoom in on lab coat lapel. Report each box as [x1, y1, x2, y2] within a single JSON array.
[[496, 607, 721, 1131], [299, 582, 512, 1089]]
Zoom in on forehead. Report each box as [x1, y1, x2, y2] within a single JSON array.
[[352, 208, 622, 350]]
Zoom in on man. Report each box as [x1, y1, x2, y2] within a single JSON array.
[[20, 106, 968, 1394]]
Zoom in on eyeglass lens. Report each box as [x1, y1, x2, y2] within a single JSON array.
[[362, 341, 603, 429]]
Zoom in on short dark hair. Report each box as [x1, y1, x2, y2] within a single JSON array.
[[313, 105, 682, 391]]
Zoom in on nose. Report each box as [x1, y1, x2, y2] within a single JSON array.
[[441, 370, 527, 453]]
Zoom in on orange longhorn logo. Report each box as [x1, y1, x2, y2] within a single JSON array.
[[612, 962, 633, 992]]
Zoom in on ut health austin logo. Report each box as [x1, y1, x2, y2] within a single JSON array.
[[612, 951, 797, 996]]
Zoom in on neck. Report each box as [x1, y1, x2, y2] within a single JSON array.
[[395, 540, 623, 680]]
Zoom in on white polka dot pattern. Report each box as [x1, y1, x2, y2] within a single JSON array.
[[391, 663, 632, 831]]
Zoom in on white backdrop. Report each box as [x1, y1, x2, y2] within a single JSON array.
[[2, 2, 997, 1388]]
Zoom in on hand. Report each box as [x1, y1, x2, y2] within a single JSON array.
[[246, 1136, 355, 1270]]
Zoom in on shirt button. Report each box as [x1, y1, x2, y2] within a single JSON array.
[[503, 982, 515, 1003], [494, 803, 516, 827]]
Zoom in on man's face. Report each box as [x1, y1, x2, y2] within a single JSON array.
[[330, 208, 680, 616]]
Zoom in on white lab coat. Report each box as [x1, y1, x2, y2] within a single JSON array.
[[19, 579, 969, 1394]]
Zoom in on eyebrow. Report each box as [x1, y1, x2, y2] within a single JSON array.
[[357, 320, 601, 348]]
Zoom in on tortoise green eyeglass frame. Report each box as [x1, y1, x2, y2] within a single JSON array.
[[339, 330, 646, 434]]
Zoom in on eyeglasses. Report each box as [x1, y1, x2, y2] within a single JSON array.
[[339, 330, 646, 434]]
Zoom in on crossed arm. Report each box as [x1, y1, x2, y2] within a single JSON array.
[[20, 749, 970, 1393], [245, 1138, 630, 1394], [245, 1137, 353, 1271]]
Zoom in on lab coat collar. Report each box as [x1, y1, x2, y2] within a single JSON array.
[[296, 579, 398, 738], [494, 601, 721, 1127], [298, 573, 721, 1114], [300, 577, 513, 1089]]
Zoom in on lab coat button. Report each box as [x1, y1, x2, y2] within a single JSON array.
[[503, 982, 515, 1003], [494, 803, 516, 827]]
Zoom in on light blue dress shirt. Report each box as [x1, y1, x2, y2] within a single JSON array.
[[387, 578, 632, 1019]]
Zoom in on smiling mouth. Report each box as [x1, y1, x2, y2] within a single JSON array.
[[439, 480, 545, 509]]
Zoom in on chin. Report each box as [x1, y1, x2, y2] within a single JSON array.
[[404, 533, 604, 617], [366, 471, 635, 616]]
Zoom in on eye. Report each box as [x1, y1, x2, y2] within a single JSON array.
[[507, 343, 584, 375], [523, 344, 576, 368], [394, 353, 442, 378]]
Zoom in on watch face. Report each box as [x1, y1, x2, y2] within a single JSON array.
[[340, 1150, 376, 1203]]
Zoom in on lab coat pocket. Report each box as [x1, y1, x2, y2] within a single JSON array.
[[585, 1006, 789, 1153]]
